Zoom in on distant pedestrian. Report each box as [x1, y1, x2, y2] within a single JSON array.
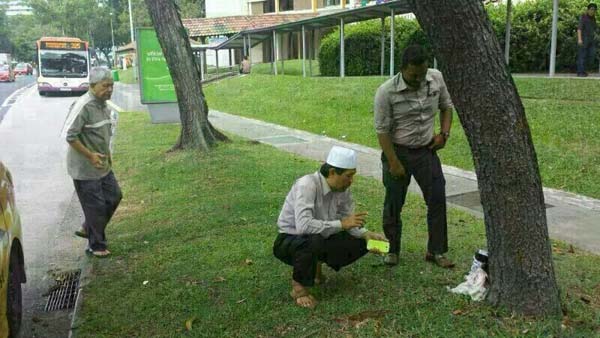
[[65, 67, 121, 258], [240, 56, 251, 74], [273, 146, 386, 309], [374, 44, 455, 268], [577, 3, 597, 77]]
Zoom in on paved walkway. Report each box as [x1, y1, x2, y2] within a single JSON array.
[[109, 82, 600, 254]]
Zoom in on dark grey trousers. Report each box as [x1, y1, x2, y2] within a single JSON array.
[[73, 171, 122, 251], [381, 145, 448, 255], [273, 232, 368, 287]]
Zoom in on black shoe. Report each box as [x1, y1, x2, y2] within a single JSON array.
[[75, 229, 88, 238], [577, 72, 588, 77]]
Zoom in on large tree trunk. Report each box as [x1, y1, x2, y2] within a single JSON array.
[[144, 0, 228, 151], [412, 1, 561, 316]]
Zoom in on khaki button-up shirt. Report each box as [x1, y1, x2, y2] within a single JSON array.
[[374, 69, 453, 147], [65, 92, 114, 180], [277, 172, 367, 239]]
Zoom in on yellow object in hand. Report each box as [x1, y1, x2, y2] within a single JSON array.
[[367, 239, 389, 254]]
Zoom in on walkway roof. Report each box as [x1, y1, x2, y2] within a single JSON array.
[[206, 0, 414, 50]]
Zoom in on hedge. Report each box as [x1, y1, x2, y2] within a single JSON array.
[[319, 0, 597, 75]]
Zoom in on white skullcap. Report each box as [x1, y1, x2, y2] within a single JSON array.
[[326, 146, 357, 169]]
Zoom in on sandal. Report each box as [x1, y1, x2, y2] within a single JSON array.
[[290, 288, 317, 309], [86, 249, 111, 258]]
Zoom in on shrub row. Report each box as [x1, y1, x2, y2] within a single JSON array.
[[319, 0, 596, 76]]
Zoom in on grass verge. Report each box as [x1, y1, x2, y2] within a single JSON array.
[[204, 72, 600, 199], [75, 112, 600, 337], [117, 68, 136, 84]]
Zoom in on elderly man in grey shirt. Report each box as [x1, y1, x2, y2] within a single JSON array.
[[374, 45, 454, 268], [65, 67, 121, 258], [273, 146, 386, 309]]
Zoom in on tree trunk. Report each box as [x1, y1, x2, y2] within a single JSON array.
[[412, 1, 561, 316], [144, 0, 228, 151]]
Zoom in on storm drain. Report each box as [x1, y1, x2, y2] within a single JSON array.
[[45, 269, 81, 312], [255, 135, 307, 145], [447, 190, 553, 213]]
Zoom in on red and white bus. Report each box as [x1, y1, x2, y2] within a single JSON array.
[[36, 37, 90, 96]]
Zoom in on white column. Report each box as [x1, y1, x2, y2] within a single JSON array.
[[340, 18, 345, 78], [380, 17, 385, 76], [273, 30, 278, 75], [504, 0, 513, 65], [302, 25, 307, 77], [390, 9, 395, 77], [549, 0, 558, 76], [200, 50, 205, 81]]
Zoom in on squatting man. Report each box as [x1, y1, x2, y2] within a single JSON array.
[[273, 146, 387, 308]]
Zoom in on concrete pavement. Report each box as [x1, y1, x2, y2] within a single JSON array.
[[109, 82, 600, 255], [0, 84, 88, 337]]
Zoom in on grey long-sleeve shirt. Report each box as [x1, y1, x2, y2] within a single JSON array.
[[277, 171, 367, 239]]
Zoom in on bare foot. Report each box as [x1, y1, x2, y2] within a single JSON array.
[[290, 281, 317, 309]]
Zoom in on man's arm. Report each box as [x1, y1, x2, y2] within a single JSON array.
[[68, 140, 106, 169], [578, 28, 583, 45], [429, 107, 453, 150], [293, 180, 364, 235], [377, 133, 405, 177]]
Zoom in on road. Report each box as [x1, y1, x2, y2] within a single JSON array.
[[0, 75, 87, 337]]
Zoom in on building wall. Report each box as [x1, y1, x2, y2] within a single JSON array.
[[205, 0, 247, 17], [4, 0, 32, 15]]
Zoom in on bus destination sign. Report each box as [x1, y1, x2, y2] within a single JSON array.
[[40, 41, 86, 51]]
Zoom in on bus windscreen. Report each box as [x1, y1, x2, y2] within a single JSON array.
[[40, 50, 88, 78]]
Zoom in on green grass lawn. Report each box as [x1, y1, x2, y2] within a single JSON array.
[[74, 112, 599, 337], [251, 59, 321, 76], [204, 69, 600, 199], [117, 67, 136, 84]]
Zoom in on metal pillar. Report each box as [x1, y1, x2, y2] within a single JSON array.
[[228, 49, 232, 70], [281, 33, 285, 75], [247, 34, 252, 62], [200, 50, 205, 81], [243, 35, 248, 58], [380, 17, 385, 76], [340, 18, 345, 78], [504, 0, 513, 65], [302, 25, 307, 77], [273, 30, 278, 75], [309, 30, 314, 77], [215, 49, 219, 77], [549, 0, 558, 76], [389, 9, 395, 77]]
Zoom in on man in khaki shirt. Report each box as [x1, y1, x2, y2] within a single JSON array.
[[273, 146, 386, 308], [66, 67, 121, 258], [374, 45, 454, 268]]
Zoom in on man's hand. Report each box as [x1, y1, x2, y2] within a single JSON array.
[[363, 231, 387, 241], [388, 160, 406, 179], [88, 153, 106, 169], [428, 134, 446, 151], [578, 39, 584, 46], [341, 212, 368, 230]]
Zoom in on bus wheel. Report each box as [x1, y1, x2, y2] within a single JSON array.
[[38, 91, 45, 96]]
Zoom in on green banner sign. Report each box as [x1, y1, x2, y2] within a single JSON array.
[[137, 28, 177, 103]]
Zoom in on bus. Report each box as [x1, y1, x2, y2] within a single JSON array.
[[36, 37, 90, 96]]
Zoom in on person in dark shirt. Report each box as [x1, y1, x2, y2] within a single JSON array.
[[577, 3, 597, 77]]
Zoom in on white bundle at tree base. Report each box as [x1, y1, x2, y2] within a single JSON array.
[[448, 267, 489, 301]]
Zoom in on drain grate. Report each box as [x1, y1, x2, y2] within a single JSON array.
[[447, 191, 553, 213], [45, 269, 81, 312], [255, 135, 307, 145]]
